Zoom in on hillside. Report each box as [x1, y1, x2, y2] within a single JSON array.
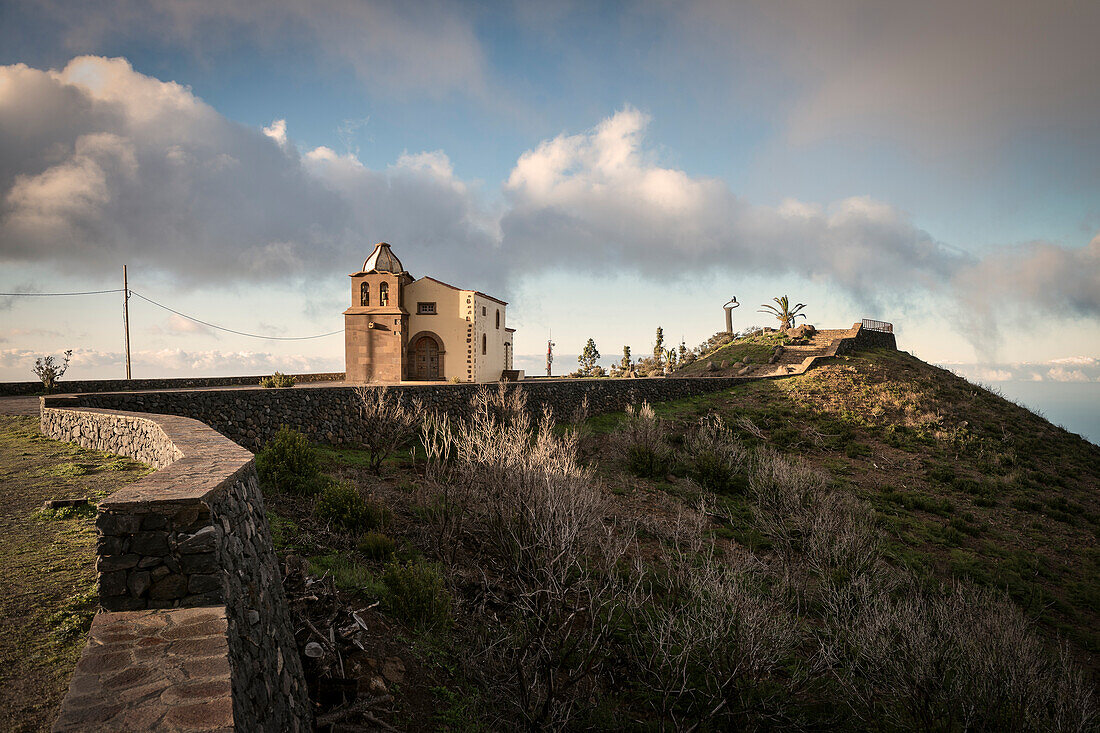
[[608, 348, 1100, 655], [261, 347, 1100, 730]]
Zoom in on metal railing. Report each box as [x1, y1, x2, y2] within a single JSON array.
[[861, 319, 893, 333]]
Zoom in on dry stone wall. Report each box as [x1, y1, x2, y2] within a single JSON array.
[[0, 371, 344, 396], [44, 376, 753, 451], [42, 406, 311, 731]]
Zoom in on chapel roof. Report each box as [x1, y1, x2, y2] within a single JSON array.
[[361, 242, 405, 274]]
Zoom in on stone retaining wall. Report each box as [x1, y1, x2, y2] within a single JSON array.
[[1, 371, 344, 396], [45, 376, 756, 451], [837, 323, 898, 353], [42, 407, 311, 731]]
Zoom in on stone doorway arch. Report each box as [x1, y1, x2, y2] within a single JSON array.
[[407, 331, 445, 380]]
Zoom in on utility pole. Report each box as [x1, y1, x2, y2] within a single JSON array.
[[123, 265, 131, 380], [546, 330, 555, 377]]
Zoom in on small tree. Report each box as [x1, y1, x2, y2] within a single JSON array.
[[665, 348, 678, 371], [33, 349, 72, 394], [578, 338, 601, 376], [678, 340, 687, 363], [621, 345, 632, 371], [653, 327, 665, 368]]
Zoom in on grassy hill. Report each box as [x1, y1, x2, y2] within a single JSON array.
[[597, 348, 1100, 655], [262, 347, 1100, 730], [674, 331, 789, 375]]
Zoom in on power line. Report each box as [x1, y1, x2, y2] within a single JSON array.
[[128, 289, 343, 341], [0, 289, 124, 296]]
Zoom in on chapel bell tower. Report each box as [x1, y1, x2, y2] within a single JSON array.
[[344, 243, 413, 382]]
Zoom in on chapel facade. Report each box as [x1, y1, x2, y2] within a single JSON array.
[[344, 243, 514, 383]]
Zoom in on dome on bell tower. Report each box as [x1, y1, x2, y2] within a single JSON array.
[[362, 242, 405, 274]]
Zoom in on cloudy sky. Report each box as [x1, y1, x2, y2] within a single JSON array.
[[1, 1, 1098, 439]]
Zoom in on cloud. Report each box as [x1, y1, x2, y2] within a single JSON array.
[[942, 358, 1100, 384], [955, 234, 1100, 317], [0, 346, 340, 380], [262, 119, 287, 148], [502, 107, 962, 298], [678, 0, 1100, 155], [22, 0, 487, 96], [0, 56, 497, 288], [148, 314, 213, 337], [1, 59, 1096, 350]]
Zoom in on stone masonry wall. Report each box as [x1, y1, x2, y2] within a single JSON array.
[[45, 376, 752, 451], [0, 371, 344, 396], [836, 323, 898, 353], [42, 407, 311, 731]]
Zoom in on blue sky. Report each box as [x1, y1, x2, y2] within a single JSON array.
[[1, 0, 1098, 440]]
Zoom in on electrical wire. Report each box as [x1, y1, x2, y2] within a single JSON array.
[[0, 289, 124, 296], [128, 289, 343, 341]]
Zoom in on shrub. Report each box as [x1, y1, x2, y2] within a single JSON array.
[[683, 414, 748, 494], [33, 349, 72, 393], [255, 426, 326, 496], [259, 371, 296, 388], [627, 554, 798, 729], [823, 582, 1099, 732], [421, 385, 632, 727], [315, 480, 389, 533], [357, 531, 396, 560], [356, 386, 423, 473], [381, 560, 452, 630], [611, 402, 672, 478]]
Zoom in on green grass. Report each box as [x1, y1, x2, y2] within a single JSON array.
[[0, 416, 149, 731], [308, 553, 387, 597], [676, 333, 789, 375]]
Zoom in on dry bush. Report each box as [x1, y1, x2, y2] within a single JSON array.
[[682, 414, 749, 494], [802, 490, 881, 582], [628, 550, 799, 730], [611, 401, 673, 478], [354, 386, 422, 473], [823, 581, 1099, 732], [420, 385, 634, 728], [748, 449, 828, 562], [636, 491, 709, 552], [567, 393, 600, 463]]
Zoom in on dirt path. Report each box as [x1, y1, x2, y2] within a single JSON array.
[[0, 417, 150, 732]]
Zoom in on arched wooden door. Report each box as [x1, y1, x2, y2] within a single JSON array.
[[411, 336, 440, 380]]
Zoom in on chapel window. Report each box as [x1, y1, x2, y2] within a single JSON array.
[[379, 282, 389, 307], [360, 282, 369, 306], [482, 334, 487, 355], [496, 310, 500, 329]]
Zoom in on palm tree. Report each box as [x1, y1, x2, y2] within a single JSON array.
[[758, 296, 807, 331]]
